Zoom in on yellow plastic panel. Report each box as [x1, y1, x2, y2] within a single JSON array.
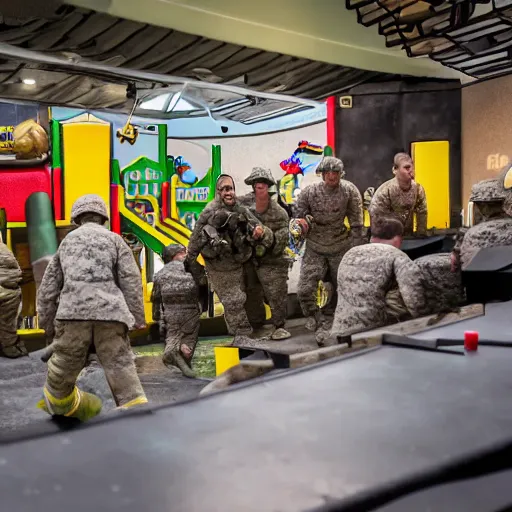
[[214, 346, 240, 376], [62, 123, 111, 221], [411, 141, 450, 230]]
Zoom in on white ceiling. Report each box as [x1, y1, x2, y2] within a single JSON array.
[[65, 0, 473, 81]]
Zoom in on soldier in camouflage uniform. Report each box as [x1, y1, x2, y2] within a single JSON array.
[[0, 234, 28, 358], [452, 179, 512, 271], [294, 156, 364, 331], [369, 153, 428, 236], [331, 217, 425, 340], [239, 167, 291, 340], [415, 253, 463, 314], [497, 163, 512, 217], [151, 244, 201, 378], [37, 194, 147, 422], [186, 174, 268, 343]]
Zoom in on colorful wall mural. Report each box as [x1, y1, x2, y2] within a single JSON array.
[[0, 102, 327, 333], [278, 140, 324, 207], [111, 122, 221, 257]]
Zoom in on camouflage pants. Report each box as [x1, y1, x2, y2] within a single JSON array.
[[298, 244, 349, 318], [46, 320, 146, 407], [205, 264, 252, 336], [162, 307, 200, 364], [244, 262, 289, 329], [0, 286, 22, 350]]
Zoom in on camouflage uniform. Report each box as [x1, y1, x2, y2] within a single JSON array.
[[239, 167, 291, 337], [496, 164, 512, 217], [460, 219, 512, 270], [415, 253, 463, 314], [151, 245, 200, 376], [186, 174, 265, 337], [454, 180, 512, 270], [0, 241, 27, 358], [369, 178, 428, 236], [332, 243, 425, 337], [294, 157, 364, 326], [37, 195, 147, 416]]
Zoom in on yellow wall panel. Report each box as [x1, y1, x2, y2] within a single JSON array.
[[62, 123, 111, 221], [411, 141, 450, 230]]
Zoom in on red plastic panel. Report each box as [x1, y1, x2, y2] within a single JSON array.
[[52, 167, 62, 220], [0, 165, 52, 222]]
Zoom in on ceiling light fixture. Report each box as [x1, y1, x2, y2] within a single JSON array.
[[22, 78, 36, 85]]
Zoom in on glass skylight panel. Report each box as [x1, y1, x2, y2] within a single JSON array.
[[139, 93, 171, 111]]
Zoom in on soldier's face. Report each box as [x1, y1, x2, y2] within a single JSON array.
[[254, 182, 269, 198], [219, 184, 235, 206], [323, 170, 339, 188], [396, 159, 415, 183]]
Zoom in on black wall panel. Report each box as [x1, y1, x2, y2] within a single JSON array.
[[0, 102, 38, 126], [335, 80, 462, 228]]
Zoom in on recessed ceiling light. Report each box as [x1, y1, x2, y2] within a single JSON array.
[[22, 78, 36, 85]]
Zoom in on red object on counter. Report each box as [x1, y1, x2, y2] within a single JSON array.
[[464, 331, 479, 351]]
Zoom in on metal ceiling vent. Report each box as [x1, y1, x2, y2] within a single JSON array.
[[347, 0, 512, 79]]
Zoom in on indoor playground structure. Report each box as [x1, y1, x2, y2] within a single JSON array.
[[0, 111, 223, 340]]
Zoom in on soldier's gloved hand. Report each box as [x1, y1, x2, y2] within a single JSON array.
[[252, 225, 264, 240]]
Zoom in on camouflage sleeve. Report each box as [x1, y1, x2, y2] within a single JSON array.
[[453, 227, 468, 254], [150, 275, 162, 322], [237, 204, 268, 245], [116, 238, 145, 326], [393, 255, 426, 318], [237, 194, 252, 207], [238, 204, 262, 228], [368, 183, 391, 222], [187, 205, 213, 262], [272, 207, 291, 256], [415, 185, 428, 235], [344, 181, 364, 238], [37, 252, 64, 336], [293, 185, 311, 218]]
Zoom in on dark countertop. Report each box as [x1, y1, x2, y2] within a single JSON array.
[[413, 300, 512, 342], [1, 341, 512, 511]]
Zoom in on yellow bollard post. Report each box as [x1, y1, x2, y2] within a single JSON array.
[[214, 346, 240, 376]]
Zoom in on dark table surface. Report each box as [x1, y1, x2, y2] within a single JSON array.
[[414, 300, 512, 342], [1, 332, 512, 511]]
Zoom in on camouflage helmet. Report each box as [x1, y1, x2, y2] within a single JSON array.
[[71, 194, 109, 223], [162, 243, 186, 263], [469, 179, 506, 203], [244, 167, 276, 187], [316, 156, 345, 178]]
